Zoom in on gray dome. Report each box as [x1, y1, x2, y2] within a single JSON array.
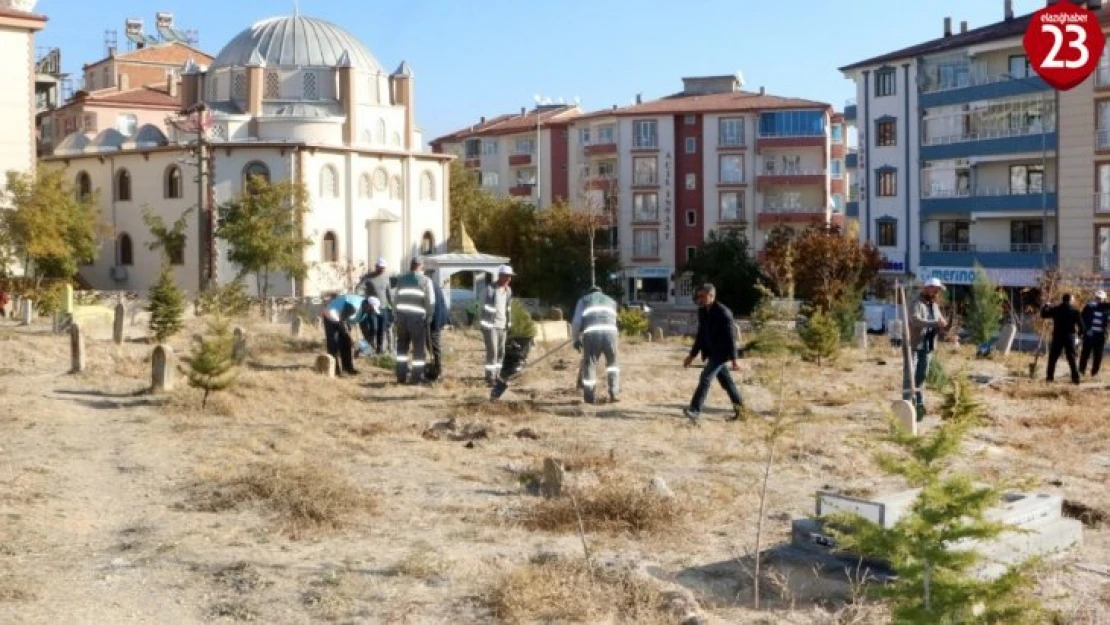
[[211, 15, 382, 71]]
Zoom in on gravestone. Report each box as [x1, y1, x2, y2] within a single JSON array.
[[854, 321, 869, 349], [232, 327, 247, 364], [891, 400, 918, 435], [112, 302, 125, 345], [998, 323, 1017, 356], [654, 327, 665, 341], [541, 457, 563, 499], [20, 299, 33, 325], [314, 354, 336, 377], [62, 283, 74, 315], [151, 344, 174, 393], [70, 323, 85, 374], [291, 316, 302, 338]]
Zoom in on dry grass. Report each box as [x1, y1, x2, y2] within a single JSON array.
[[484, 555, 671, 625], [390, 542, 449, 579], [186, 459, 377, 537], [520, 480, 683, 535], [0, 575, 37, 602]]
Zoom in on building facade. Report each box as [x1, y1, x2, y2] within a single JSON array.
[[40, 14, 451, 297], [0, 0, 46, 196], [842, 0, 1110, 293]]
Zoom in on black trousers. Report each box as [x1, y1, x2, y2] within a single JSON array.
[[1080, 334, 1106, 376], [324, 318, 355, 374], [1046, 336, 1080, 383]]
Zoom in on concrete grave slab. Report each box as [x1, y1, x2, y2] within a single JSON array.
[[816, 488, 921, 529]]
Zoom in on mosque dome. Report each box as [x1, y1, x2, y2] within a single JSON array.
[[211, 15, 382, 72]]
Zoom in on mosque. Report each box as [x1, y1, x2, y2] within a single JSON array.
[[40, 13, 452, 296]]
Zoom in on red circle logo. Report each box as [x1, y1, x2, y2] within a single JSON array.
[[1023, 1, 1106, 91]]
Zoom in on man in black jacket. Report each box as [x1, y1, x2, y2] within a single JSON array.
[[682, 283, 746, 425], [1079, 289, 1108, 378], [1041, 293, 1084, 384]]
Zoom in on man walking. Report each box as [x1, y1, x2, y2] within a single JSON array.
[[1080, 290, 1109, 377], [682, 283, 745, 425], [1041, 293, 1084, 384], [321, 293, 373, 377], [480, 265, 514, 385], [425, 278, 451, 382], [907, 277, 948, 419], [359, 258, 393, 354], [571, 286, 620, 404], [393, 257, 436, 384]]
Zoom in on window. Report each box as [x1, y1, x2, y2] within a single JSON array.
[[758, 110, 826, 137], [303, 70, 318, 100], [685, 210, 696, 226], [1098, 164, 1110, 212], [76, 171, 91, 199], [481, 139, 498, 156], [1100, 45, 1110, 85], [464, 139, 480, 158], [232, 72, 246, 100], [360, 172, 372, 198], [830, 159, 843, 178], [514, 138, 535, 154], [1008, 55, 1032, 78], [633, 157, 656, 185], [831, 194, 844, 212], [876, 219, 897, 247], [321, 231, 338, 263], [115, 169, 131, 201], [265, 71, 280, 98], [597, 125, 615, 144], [686, 246, 697, 262], [939, 220, 971, 251], [633, 229, 660, 257], [420, 171, 436, 201], [480, 171, 499, 187], [1099, 226, 1110, 272], [684, 114, 696, 125], [876, 169, 897, 196], [633, 193, 659, 221], [876, 119, 896, 146], [1010, 220, 1044, 251], [117, 233, 133, 266], [831, 124, 843, 143], [116, 114, 138, 137], [421, 231, 435, 255], [598, 160, 617, 177], [165, 166, 182, 199], [720, 155, 744, 184], [875, 68, 896, 97], [720, 192, 743, 222], [685, 137, 697, 154], [1009, 164, 1044, 194], [376, 119, 387, 144], [390, 175, 403, 200], [320, 165, 339, 197], [578, 127, 591, 145], [719, 117, 744, 147], [685, 173, 697, 190], [82, 113, 98, 133], [632, 120, 657, 148], [243, 161, 270, 187]]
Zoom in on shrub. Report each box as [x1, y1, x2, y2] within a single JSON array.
[[964, 264, 1005, 346], [798, 308, 840, 365], [196, 278, 250, 317], [182, 315, 240, 408], [748, 285, 798, 356], [829, 285, 864, 341], [508, 299, 536, 339], [147, 266, 185, 343], [616, 307, 649, 337]]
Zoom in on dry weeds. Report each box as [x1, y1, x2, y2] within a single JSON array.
[[484, 555, 671, 625], [186, 459, 377, 537], [520, 480, 683, 535], [0, 575, 37, 603]]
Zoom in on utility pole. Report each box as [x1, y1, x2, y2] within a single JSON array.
[[196, 104, 209, 291]]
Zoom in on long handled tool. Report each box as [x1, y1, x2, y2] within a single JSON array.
[[491, 338, 574, 400]]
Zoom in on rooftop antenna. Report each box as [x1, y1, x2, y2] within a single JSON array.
[[293, 0, 299, 16]]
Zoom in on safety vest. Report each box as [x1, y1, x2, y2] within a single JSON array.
[[480, 285, 512, 330], [579, 291, 618, 335], [395, 272, 430, 317]]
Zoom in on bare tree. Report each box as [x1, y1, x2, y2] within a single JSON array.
[[572, 166, 619, 288]]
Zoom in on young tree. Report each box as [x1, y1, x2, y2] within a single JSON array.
[[681, 229, 764, 315], [215, 176, 311, 297], [183, 315, 239, 408], [829, 375, 1043, 624], [798, 308, 840, 365], [0, 169, 103, 284], [964, 263, 1005, 347], [148, 266, 185, 343], [142, 206, 193, 266], [527, 202, 621, 312], [763, 223, 883, 311], [760, 227, 796, 299]]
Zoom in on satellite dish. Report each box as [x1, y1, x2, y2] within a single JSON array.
[[533, 93, 541, 103]]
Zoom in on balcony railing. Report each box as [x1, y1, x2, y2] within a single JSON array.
[[719, 135, 746, 148], [922, 243, 1051, 253], [632, 174, 658, 186], [720, 174, 746, 185], [845, 98, 857, 107], [759, 168, 827, 177], [757, 130, 826, 139], [632, 210, 659, 222], [632, 136, 658, 149], [1098, 129, 1110, 150], [922, 186, 1056, 199], [919, 67, 1039, 94], [922, 125, 1052, 146], [1097, 192, 1110, 213], [761, 202, 826, 214]]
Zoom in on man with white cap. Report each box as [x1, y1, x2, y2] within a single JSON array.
[[1079, 289, 1108, 377], [479, 264, 514, 385], [907, 277, 948, 419], [359, 258, 394, 354]]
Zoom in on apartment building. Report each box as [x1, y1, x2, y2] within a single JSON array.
[[842, 0, 1109, 297], [0, 0, 45, 196], [567, 75, 844, 305], [429, 104, 579, 208]]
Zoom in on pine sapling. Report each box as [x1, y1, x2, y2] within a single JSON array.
[[799, 308, 840, 366], [182, 315, 240, 408], [827, 374, 1043, 624], [147, 266, 185, 343]]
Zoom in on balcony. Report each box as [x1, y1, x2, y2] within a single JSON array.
[[1097, 193, 1110, 213], [920, 244, 1057, 269], [508, 152, 533, 166], [718, 135, 746, 149], [509, 184, 534, 197], [844, 99, 857, 122], [586, 177, 618, 191], [919, 128, 1056, 160], [845, 151, 858, 169], [584, 141, 618, 157], [632, 136, 658, 150], [1098, 129, 1110, 151], [464, 157, 481, 168], [756, 168, 826, 189], [919, 187, 1057, 215], [846, 200, 859, 218], [757, 202, 827, 227], [919, 72, 1051, 108], [756, 131, 825, 149], [631, 174, 657, 187]]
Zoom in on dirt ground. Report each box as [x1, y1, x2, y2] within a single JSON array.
[[0, 312, 1107, 624]]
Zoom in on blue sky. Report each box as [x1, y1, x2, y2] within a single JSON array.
[[35, 0, 1047, 143]]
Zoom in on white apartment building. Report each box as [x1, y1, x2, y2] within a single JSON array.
[[0, 0, 46, 198]]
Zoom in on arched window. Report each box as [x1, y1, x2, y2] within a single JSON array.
[[391, 131, 401, 146], [117, 233, 133, 266], [389, 175, 402, 200], [320, 165, 339, 198], [115, 169, 131, 201], [321, 231, 338, 263], [420, 171, 436, 201], [420, 231, 435, 255], [165, 165, 182, 199], [242, 161, 270, 190], [359, 172, 372, 198], [75, 171, 91, 199], [375, 118, 386, 144]]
